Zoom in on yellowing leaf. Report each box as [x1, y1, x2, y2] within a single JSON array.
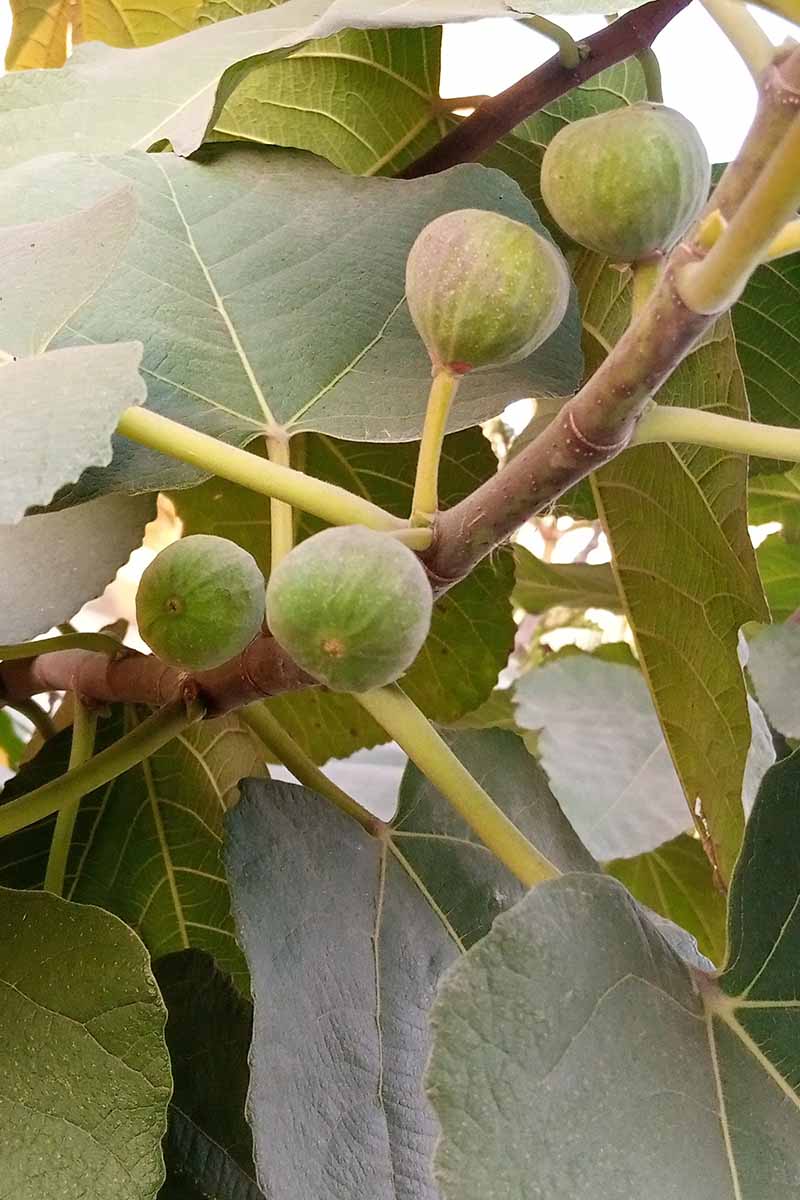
[[6, 0, 70, 69]]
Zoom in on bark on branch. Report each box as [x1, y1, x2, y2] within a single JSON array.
[[399, 0, 693, 180]]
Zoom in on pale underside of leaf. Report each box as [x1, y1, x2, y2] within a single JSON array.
[[0, 0, 645, 169]]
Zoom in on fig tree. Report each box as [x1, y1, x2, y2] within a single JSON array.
[[540, 103, 711, 262], [266, 526, 433, 693], [405, 208, 570, 374], [136, 534, 265, 671]]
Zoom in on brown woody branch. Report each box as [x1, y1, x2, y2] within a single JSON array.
[[0, 635, 314, 719], [0, 46, 798, 719], [399, 0, 693, 180]]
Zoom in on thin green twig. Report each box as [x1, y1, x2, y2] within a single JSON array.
[[44, 700, 98, 895], [0, 698, 203, 840]]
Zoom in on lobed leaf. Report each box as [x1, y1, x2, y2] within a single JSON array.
[[225, 727, 588, 1196], [0, 0, 643, 170], [427, 748, 800, 1198], [0, 146, 580, 504]]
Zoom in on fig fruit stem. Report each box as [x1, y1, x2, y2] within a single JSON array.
[[354, 684, 559, 887], [265, 433, 295, 570], [676, 112, 800, 314], [410, 370, 461, 528], [0, 632, 122, 661], [702, 0, 775, 80], [117, 407, 405, 534], [521, 14, 586, 69], [635, 47, 663, 102], [241, 702, 383, 835], [43, 699, 98, 896], [633, 405, 800, 461], [0, 698, 203, 840]]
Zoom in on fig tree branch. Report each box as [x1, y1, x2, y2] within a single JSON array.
[[399, 0, 692, 180]]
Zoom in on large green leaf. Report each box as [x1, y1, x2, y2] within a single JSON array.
[[582, 257, 767, 883], [83, 0, 198, 44], [154, 950, 263, 1200], [731, 252, 800, 462], [512, 544, 620, 613], [0, 146, 580, 503], [607, 833, 727, 965], [0, 492, 153, 642], [225, 724, 589, 1195], [0, 0, 639, 169], [0, 186, 135, 359], [0, 709, 264, 991], [226, 779, 460, 1200], [213, 22, 446, 178], [428, 749, 800, 1198], [173, 428, 516, 762], [0, 887, 171, 1198]]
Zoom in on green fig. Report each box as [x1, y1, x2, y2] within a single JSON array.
[[266, 526, 433, 693], [405, 208, 570, 374], [136, 534, 265, 671], [540, 103, 710, 262]]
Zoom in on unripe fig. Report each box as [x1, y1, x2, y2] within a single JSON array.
[[266, 526, 433, 693], [136, 534, 265, 671], [540, 103, 710, 262], [405, 208, 570, 373]]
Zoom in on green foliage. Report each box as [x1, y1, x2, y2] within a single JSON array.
[[1, 3, 800, 1195], [512, 544, 620, 612], [0, 494, 154, 642], [428, 750, 800, 1198], [211, 23, 447, 177], [0, 709, 264, 991], [0, 146, 580, 502], [0, 887, 171, 1198], [153, 950, 262, 1198], [607, 833, 727, 964], [585, 264, 768, 882]]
